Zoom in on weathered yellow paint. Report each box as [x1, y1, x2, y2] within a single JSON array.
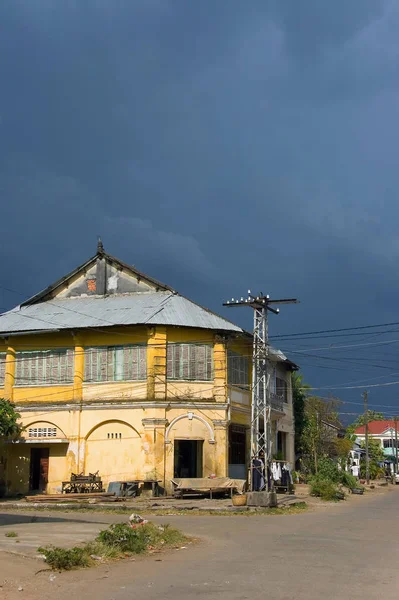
[[231, 410, 250, 426], [4, 346, 16, 401], [213, 338, 227, 402], [73, 337, 84, 402], [13, 386, 75, 404], [82, 381, 147, 402], [166, 381, 214, 400], [2, 323, 293, 495], [6, 443, 69, 495], [147, 327, 167, 400], [167, 328, 213, 343]]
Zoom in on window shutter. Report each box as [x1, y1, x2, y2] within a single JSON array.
[[98, 347, 107, 381], [66, 349, 74, 382], [206, 345, 213, 380], [0, 353, 5, 384], [167, 343, 213, 381], [51, 352, 59, 383], [124, 346, 132, 380], [167, 345, 174, 379], [114, 347, 124, 381], [139, 346, 146, 379], [195, 345, 206, 380], [181, 345, 189, 379]]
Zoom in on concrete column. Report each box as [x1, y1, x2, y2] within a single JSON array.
[[147, 327, 167, 400], [142, 418, 168, 488], [213, 337, 227, 403], [4, 346, 16, 401], [213, 420, 229, 477], [73, 336, 84, 402]]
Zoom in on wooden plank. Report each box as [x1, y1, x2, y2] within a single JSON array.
[[25, 492, 114, 501]]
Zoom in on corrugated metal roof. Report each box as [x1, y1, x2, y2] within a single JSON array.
[[0, 292, 243, 334]]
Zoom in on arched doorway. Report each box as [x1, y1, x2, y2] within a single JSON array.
[[165, 413, 215, 480]]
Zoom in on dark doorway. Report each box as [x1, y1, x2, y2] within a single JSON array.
[[277, 431, 286, 460], [29, 448, 49, 491], [228, 424, 247, 479], [174, 440, 203, 478]]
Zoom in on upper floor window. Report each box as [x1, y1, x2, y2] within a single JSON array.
[[0, 353, 5, 386], [228, 350, 249, 388], [15, 349, 74, 386], [167, 343, 213, 381], [383, 439, 398, 449], [84, 345, 146, 383], [276, 376, 288, 403]]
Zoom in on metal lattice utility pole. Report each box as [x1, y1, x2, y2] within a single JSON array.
[[363, 390, 370, 485], [394, 415, 398, 475], [224, 292, 298, 492]]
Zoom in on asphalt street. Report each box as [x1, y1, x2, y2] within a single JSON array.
[[1, 490, 398, 600]]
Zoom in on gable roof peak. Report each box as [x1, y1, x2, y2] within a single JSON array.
[[97, 237, 105, 256]]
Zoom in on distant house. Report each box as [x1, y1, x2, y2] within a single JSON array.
[[354, 420, 398, 460]]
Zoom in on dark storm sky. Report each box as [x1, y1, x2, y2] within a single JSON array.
[[1, 0, 399, 420]]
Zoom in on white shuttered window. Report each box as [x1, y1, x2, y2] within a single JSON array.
[[15, 349, 74, 386], [167, 344, 213, 381], [84, 345, 147, 382]]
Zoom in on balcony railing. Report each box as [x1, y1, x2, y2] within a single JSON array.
[[270, 392, 286, 413]]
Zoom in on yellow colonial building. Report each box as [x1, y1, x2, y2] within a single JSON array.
[[0, 243, 296, 495]]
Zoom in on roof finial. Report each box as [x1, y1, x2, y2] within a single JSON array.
[[97, 236, 104, 255]]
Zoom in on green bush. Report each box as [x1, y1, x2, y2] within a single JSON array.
[[316, 459, 360, 490], [317, 458, 340, 482], [339, 471, 358, 490], [97, 523, 147, 553], [97, 522, 186, 553], [309, 478, 341, 501], [38, 546, 90, 570]]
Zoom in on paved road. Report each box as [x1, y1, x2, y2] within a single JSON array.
[[2, 490, 399, 599]]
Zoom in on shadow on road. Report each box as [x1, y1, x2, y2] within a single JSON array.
[[0, 513, 110, 527]]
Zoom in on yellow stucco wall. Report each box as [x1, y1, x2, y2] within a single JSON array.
[[2, 325, 237, 494], [1, 325, 294, 495]]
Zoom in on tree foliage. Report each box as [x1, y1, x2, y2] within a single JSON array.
[[0, 399, 22, 438], [291, 372, 310, 456], [346, 410, 385, 434], [359, 438, 385, 480], [301, 396, 342, 474]]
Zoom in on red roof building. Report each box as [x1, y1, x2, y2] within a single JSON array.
[[355, 420, 397, 435]]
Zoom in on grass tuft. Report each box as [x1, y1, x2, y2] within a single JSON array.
[[38, 521, 188, 570]]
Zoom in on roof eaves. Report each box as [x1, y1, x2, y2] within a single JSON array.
[[175, 292, 245, 334]]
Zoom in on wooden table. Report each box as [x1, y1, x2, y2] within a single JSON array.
[[111, 479, 162, 497]]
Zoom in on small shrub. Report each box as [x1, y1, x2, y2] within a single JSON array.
[[5, 531, 18, 538], [339, 471, 358, 490], [97, 523, 147, 553], [38, 546, 90, 570], [317, 459, 340, 483], [38, 521, 188, 570], [309, 478, 343, 501]]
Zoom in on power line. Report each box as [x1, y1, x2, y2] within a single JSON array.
[[271, 321, 399, 340]]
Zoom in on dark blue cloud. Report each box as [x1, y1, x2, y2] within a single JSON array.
[[1, 0, 399, 417]]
